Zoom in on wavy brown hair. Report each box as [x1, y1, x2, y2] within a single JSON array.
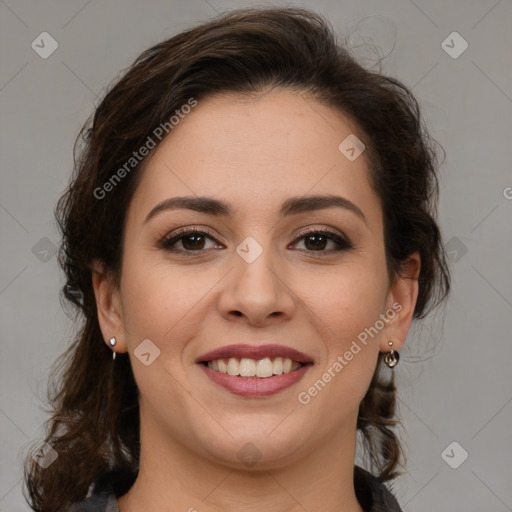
[[24, 6, 450, 511]]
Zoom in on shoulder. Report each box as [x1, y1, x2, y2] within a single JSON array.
[[354, 466, 403, 512]]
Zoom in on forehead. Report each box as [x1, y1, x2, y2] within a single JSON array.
[[127, 88, 380, 225]]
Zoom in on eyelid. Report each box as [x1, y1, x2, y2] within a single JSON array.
[[158, 226, 223, 249], [293, 225, 346, 241], [163, 226, 218, 240]]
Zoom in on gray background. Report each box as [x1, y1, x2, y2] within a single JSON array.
[[1, 1, 511, 511]]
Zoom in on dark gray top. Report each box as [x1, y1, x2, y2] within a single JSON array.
[[66, 466, 403, 512]]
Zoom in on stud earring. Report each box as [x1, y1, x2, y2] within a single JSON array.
[[384, 340, 399, 368], [109, 337, 117, 360]]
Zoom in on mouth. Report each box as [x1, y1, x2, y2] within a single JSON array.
[[195, 344, 314, 396]]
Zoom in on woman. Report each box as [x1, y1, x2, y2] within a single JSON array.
[[24, 7, 450, 512]]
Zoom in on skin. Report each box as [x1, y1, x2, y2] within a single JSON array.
[[92, 88, 420, 512]]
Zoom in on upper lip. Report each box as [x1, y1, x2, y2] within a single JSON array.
[[195, 344, 314, 364]]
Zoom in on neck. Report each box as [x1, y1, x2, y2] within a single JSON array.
[[118, 414, 364, 512]]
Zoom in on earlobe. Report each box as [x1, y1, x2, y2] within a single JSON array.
[[380, 251, 421, 352], [91, 261, 127, 355]]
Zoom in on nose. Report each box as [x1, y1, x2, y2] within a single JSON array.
[[217, 242, 296, 326]]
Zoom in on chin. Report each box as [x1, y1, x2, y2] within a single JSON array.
[[193, 422, 310, 470]]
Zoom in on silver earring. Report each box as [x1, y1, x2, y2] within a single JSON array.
[[384, 341, 399, 368], [109, 337, 117, 360]]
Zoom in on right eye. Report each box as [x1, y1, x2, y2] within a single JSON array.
[[158, 228, 225, 254]]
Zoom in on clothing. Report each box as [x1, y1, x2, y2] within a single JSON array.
[[66, 465, 403, 512]]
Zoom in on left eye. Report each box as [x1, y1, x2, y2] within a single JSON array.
[[291, 231, 352, 252]]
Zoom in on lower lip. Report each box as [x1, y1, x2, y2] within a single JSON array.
[[198, 363, 312, 397]]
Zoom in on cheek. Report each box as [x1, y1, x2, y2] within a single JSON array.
[[311, 260, 389, 345], [294, 258, 388, 406], [119, 252, 222, 350], [118, 255, 206, 420], [121, 269, 172, 344]]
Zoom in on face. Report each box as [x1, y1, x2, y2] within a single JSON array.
[[94, 88, 418, 471]]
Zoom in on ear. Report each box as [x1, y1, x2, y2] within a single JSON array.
[[91, 260, 127, 355], [379, 251, 421, 352]]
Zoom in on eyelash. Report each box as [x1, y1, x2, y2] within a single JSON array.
[[158, 227, 354, 255]]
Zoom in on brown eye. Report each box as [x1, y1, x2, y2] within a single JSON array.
[[303, 233, 329, 251], [180, 233, 206, 250], [291, 230, 353, 253], [159, 229, 223, 253], [159, 228, 353, 255]]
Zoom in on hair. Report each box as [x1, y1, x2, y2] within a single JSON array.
[[24, 6, 450, 511]]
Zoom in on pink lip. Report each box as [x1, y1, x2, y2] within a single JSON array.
[[198, 363, 312, 397], [195, 344, 314, 364]]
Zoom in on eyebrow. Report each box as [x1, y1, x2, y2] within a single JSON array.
[[144, 194, 368, 226]]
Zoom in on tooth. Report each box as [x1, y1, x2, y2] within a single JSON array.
[[239, 358, 256, 377], [208, 356, 305, 377], [273, 357, 284, 375], [226, 358, 240, 376], [256, 357, 274, 378]]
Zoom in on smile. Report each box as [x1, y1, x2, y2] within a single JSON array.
[[195, 343, 314, 396]]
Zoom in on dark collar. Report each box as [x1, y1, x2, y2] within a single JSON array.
[[354, 466, 403, 512], [67, 466, 403, 512]]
